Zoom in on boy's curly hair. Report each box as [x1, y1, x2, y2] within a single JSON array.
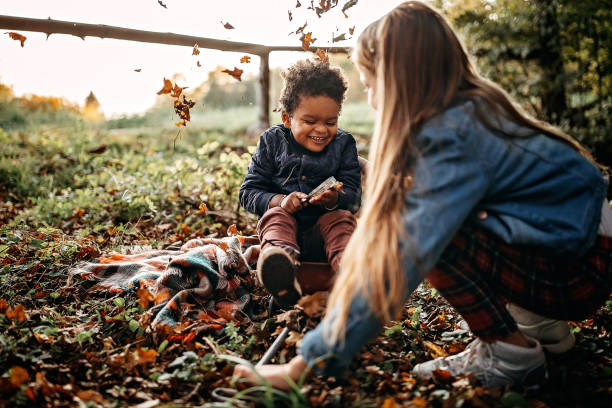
[[279, 59, 348, 115]]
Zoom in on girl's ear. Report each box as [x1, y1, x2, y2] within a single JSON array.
[[281, 111, 291, 128]]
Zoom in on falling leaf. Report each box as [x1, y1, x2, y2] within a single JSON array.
[[273, 107, 281, 112], [10, 366, 29, 388], [221, 21, 235, 29], [332, 33, 346, 43], [192, 43, 200, 55], [221, 67, 244, 81], [227, 224, 239, 236], [240, 55, 251, 63], [170, 83, 187, 98], [296, 0, 301, 7], [7, 32, 26, 47], [196, 61, 201, 67], [293, 21, 308, 36], [157, 0, 167, 9], [342, 0, 358, 18], [156, 78, 173, 95], [197, 203, 208, 214], [288, 10, 293, 21], [174, 94, 196, 124], [315, 49, 329, 62], [349, 25, 355, 36], [175, 120, 186, 127], [134, 68, 142, 72], [301, 32, 316, 51]]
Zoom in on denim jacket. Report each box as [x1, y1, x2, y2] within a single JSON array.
[[239, 125, 361, 226], [299, 101, 608, 376]]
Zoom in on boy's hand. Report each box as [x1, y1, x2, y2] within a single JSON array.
[[309, 189, 338, 208], [281, 192, 309, 214]]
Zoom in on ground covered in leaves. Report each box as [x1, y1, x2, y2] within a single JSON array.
[[0, 124, 610, 407]]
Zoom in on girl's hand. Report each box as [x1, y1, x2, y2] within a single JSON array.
[[281, 192, 309, 214], [309, 189, 338, 208], [233, 355, 308, 390]]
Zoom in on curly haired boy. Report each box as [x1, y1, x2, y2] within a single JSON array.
[[239, 59, 361, 307]]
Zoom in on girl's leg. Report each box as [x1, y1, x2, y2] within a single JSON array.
[[316, 209, 357, 273]]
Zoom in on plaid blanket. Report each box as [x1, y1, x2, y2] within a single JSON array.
[[71, 236, 258, 332]]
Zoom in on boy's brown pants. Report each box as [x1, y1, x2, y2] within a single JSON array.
[[256, 207, 357, 274]]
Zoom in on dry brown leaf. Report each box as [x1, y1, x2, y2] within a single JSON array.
[[6, 304, 26, 322], [315, 49, 329, 62], [175, 119, 186, 127], [221, 21, 235, 29], [227, 224, 239, 236], [196, 61, 201, 67], [297, 291, 328, 317], [342, 0, 358, 18], [301, 32, 316, 51], [349, 26, 355, 36], [10, 366, 29, 388], [134, 68, 142, 72], [288, 10, 293, 21], [134, 348, 157, 365], [332, 33, 346, 43], [77, 390, 104, 403], [196, 203, 208, 214], [192, 43, 200, 55], [221, 67, 244, 81], [422, 340, 448, 358], [381, 398, 401, 408], [240, 55, 251, 63], [156, 78, 173, 95], [170, 83, 187, 99], [8, 32, 26, 47]]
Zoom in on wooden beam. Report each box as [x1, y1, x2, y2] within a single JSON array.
[[0, 15, 350, 55], [257, 52, 271, 131]]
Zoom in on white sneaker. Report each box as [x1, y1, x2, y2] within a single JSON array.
[[412, 337, 547, 387], [507, 303, 575, 353]]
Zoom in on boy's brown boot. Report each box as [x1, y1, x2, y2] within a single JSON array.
[[257, 247, 302, 308]]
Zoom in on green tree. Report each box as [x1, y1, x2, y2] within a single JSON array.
[[444, 0, 612, 166]]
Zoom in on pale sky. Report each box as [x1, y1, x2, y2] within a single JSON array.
[[0, 0, 403, 116]]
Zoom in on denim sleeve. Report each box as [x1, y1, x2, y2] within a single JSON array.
[[299, 118, 491, 377], [335, 133, 362, 213], [239, 133, 277, 216]]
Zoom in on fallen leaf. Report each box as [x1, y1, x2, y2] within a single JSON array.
[[6, 304, 26, 322], [301, 32, 316, 51], [432, 369, 454, 383], [0, 298, 8, 312], [134, 348, 157, 365], [227, 224, 239, 236], [221, 67, 244, 81], [240, 55, 251, 63], [298, 291, 328, 317], [221, 21, 235, 29], [137, 287, 154, 308], [77, 389, 103, 403], [422, 340, 448, 358], [218, 241, 230, 254], [284, 330, 302, 346], [192, 43, 200, 55], [381, 398, 400, 408], [10, 366, 29, 388], [411, 396, 427, 407], [156, 78, 173, 95], [197, 203, 208, 214], [8, 32, 26, 47]]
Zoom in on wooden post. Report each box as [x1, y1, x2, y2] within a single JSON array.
[[257, 51, 271, 132]]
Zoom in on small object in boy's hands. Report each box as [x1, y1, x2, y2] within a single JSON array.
[[301, 176, 344, 203]]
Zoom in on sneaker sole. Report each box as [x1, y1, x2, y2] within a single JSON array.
[[257, 248, 300, 308]]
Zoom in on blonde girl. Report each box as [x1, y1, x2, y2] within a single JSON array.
[[234, 1, 611, 388]]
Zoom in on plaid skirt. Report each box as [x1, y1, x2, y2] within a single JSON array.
[[427, 222, 612, 341]]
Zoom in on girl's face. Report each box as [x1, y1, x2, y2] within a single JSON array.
[[282, 94, 340, 153], [358, 68, 377, 110]]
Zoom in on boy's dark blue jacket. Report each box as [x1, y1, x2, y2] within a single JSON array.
[[239, 124, 361, 226]]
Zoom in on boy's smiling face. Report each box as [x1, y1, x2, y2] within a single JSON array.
[[282, 94, 340, 153]]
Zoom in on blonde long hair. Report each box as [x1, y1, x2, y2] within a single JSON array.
[[325, 1, 605, 344]]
